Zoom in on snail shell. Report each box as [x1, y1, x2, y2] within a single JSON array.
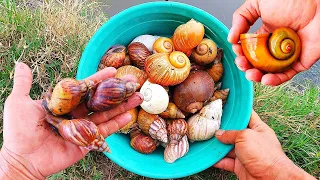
[[167, 119, 188, 142], [98, 45, 126, 70], [164, 135, 189, 163], [145, 51, 191, 86], [159, 102, 185, 119], [187, 99, 222, 141], [131, 34, 160, 52], [173, 70, 215, 113], [137, 109, 168, 143], [210, 89, 230, 105], [115, 65, 148, 89], [130, 128, 157, 154], [173, 19, 205, 55], [43, 78, 95, 116], [206, 48, 224, 82], [119, 108, 138, 134], [140, 80, 169, 114], [123, 55, 131, 66], [191, 38, 217, 65], [153, 37, 174, 53], [240, 27, 301, 73], [87, 78, 139, 112], [45, 114, 110, 152], [128, 42, 151, 69]]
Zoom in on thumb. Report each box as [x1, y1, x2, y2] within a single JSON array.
[[215, 130, 241, 144], [11, 62, 33, 96], [228, 0, 260, 43]]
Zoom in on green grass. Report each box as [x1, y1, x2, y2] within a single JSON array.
[[0, 1, 319, 179]]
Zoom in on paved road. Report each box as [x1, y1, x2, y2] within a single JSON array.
[[103, 0, 320, 88]]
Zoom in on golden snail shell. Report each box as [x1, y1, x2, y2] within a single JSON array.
[[137, 109, 168, 143], [191, 38, 217, 65], [115, 65, 148, 89], [240, 27, 301, 73], [144, 51, 191, 86], [206, 48, 224, 82], [153, 37, 174, 53], [159, 102, 185, 119]]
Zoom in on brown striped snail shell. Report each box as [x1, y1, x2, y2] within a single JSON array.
[[42, 78, 95, 116], [87, 78, 139, 112], [144, 51, 191, 86], [115, 65, 148, 89], [130, 128, 157, 154], [153, 37, 174, 53], [167, 119, 188, 142], [119, 108, 139, 134], [98, 45, 126, 70], [45, 114, 110, 152], [123, 55, 131, 66], [210, 89, 230, 104], [159, 102, 185, 119], [191, 38, 217, 65], [137, 109, 168, 143], [164, 135, 189, 163], [206, 48, 224, 82], [128, 42, 151, 69]]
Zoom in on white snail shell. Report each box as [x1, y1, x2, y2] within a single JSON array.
[[164, 135, 189, 163], [187, 99, 223, 141], [131, 35, 160, 52], [140, 80, 169, 114]]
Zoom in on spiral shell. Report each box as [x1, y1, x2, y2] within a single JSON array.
[[191, 38, 217, 65], [137, 109, 168, 143], [115, 65, 148, 89], [98, 45, 126, 70], [45, 114, 110, 152], [130, 128, 157, 154], [145, 51, 191, 86], [87, 78, 138, 112], [43, 78, 95, 116], [173, 19, 205, 55], [159, 102, 185, 119], [210, 89, 230, 104], [128, 42, 151, 69], [164, 135, 189, 163], [119, 108, 138, 134], [206, 48, 224, 82], [167, 119, 188, 141], [153, 37, 174, 53], [240, 27, 301, 73]]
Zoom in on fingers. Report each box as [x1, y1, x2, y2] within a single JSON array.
[[88, 92, 143, 124], [213, 158, 235, 172], [255, 24, 271, 34], [261, 68, 298, 86], [228, 0, 260, 43], [97, 112, 132, 138], [215, 130, 240, 144], [246, 69, 264, 82], [248, 110, 267, 131], [227, 149, 236, 159], [84, 67, 117, 83], [235, 56, 253, 71], [232, 44, 244, 57], [11, 62, 33, 96]]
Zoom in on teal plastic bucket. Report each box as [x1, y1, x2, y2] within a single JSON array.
[[76, 1, 253, 179]]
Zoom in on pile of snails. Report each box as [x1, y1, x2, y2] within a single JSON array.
[[97, 19, 230, 163]]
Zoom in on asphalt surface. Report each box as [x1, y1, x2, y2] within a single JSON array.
[[103, 0, 320, 88]]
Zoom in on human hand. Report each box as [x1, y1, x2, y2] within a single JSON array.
[[213, 110, 315, 180], [230, 0, 320, 86], [0, 62, 143, 179]]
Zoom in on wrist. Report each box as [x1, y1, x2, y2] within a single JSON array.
[[0, 148, 45, 180]]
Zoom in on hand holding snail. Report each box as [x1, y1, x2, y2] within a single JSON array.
[[229, 0, 320, 86]]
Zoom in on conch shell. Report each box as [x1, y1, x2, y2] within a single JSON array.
[[144, 51, 191, 86], [187, 99, 222, 141], [137, 109, 168, 143]]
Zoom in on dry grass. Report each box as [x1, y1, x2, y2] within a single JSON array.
[[0, 1, 319, 179]]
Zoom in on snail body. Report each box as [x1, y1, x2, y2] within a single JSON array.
[[145, 51, 191, 86], [140, 80, 169, 114], [240, 27, 301, 73], [45, 114, 110, 152], [159, 102, 185, 119], [98, 45, 126, 70], [115, 65, 148, 89], [128, 42, 151, 69], [173, 19, 205, 55], [43, 78, 94, 116], [153, 37, 174, 53], [130, 128, 157, 154], [191, 38, 217, 65], [87, 78, 138, 112], [164, 135, 189, 163], [167, 119, 188, 142], [137, 109, 168, 143], [187, 99, 222, 141], [173, 70, 215, 113]]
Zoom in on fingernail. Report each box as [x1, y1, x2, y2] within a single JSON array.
[[215, 130, 224, 136], [137, 92, 144, 101]]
